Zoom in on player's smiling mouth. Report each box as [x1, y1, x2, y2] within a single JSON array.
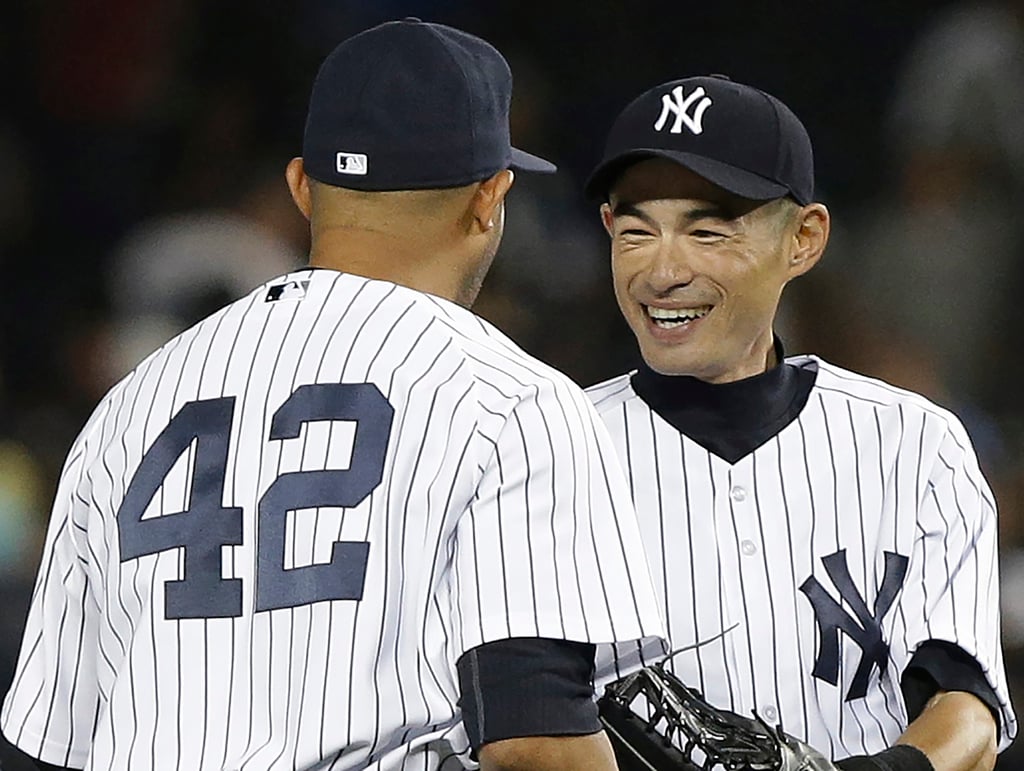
[[644, 305, 712, 329]]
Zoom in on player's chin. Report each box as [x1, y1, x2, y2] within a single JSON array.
[[635, 339, 704, 377], [631, 324, 707, 376]]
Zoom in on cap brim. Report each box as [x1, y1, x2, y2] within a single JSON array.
[[510, 147, 557, 174], [585, 149, 789, 201]]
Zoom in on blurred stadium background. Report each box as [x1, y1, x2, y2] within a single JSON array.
[[2, 0, 1024, 766]]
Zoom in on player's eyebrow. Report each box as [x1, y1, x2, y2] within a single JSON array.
[[611, 201, 737, 227], [682, 205, 734, 222], [611, 202, 658, 226]]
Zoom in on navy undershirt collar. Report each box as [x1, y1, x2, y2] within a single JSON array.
[[630, 339, 817, 464]]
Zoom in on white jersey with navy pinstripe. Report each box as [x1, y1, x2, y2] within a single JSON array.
[[1, 268, 667, 771], [589, 354, 1016, 757]]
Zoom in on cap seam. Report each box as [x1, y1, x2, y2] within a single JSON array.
[[306, 42, 391, 173], [758, 89, 785, 185], [348, 45, 392, 142], [424, 24, 480, 174]]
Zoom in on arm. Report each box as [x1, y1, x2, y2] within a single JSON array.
[[1, 437, 99, 770], [448, 376, 666, 769], [839, 418, 1010, 771], [897, 690, 997, 771], [479, 732, 618, 771], [837, 690, 996, 771], [452, 375, 666, 658], [457, 638, 619, 771], [891, 641, 1002, 771]]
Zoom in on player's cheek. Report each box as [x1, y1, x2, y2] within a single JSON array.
[[610, 258, 637, 308]]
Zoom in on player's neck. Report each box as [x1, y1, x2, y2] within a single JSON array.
[[309, 226, 472, 304]]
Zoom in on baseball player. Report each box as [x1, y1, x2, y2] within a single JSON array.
[[584, 75, 1016, 771], [0, 20, 668, 771]]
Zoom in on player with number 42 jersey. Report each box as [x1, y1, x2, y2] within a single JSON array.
[[2, 18, 670, 771], [1, 269, 667, 770]]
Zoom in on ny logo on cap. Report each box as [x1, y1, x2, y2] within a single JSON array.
[[654, 85, 712, 135], [336, 151, 368, 176]]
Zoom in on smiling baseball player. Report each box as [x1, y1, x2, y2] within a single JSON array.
[[586, 75, 1016, 771]]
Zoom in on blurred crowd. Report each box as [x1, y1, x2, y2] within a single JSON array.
[[2, 0, 1024, 767]]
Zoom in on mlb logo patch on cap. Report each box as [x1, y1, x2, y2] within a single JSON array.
[[336, 152, 368, 176]]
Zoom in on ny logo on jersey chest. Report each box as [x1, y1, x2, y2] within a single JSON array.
[[799, 549, 908, 701]]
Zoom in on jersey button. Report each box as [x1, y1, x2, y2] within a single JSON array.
[[740, 539, 757, 556], [730, 486, 747, 502], [762, 705, 779, 722]]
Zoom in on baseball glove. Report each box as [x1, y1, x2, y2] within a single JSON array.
[[598, 660, 837, 771]]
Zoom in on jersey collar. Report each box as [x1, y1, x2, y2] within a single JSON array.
[[629, 338, 817, 463]]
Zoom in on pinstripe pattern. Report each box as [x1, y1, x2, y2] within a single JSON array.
[[1, 269, 667, 770], [589, 355, 1016, 758]]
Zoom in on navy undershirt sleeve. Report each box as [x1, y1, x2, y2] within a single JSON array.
[[456, 637, 602, 757], [901, 640, 1001, 735]]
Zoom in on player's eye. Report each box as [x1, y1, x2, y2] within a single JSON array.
[[617, 222, 656, 238], [692, 229, 727, 240]]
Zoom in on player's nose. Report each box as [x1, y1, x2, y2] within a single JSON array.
[[643, 238, 695, 292]]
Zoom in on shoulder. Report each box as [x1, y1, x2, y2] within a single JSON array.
[[421, 295, 593, 400], [797, 355, 978, 454], [326, 284, 604, 437], [584, 372, 638, 415], [800, 355, 940, 411], [116, 269, 598, 428]]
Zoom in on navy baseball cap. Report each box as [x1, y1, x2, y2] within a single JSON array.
[[302, 17, 556, 191], [585, 75, 814, 204]]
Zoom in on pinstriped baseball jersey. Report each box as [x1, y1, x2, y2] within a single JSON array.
[[1, 268, 667, 771], [589, 354, 1016, 758]]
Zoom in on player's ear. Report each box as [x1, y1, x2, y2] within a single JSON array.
[[470, 169, 514, 233], [787, 202, 829, 278], [600, 202, 614, 236], [285, 157, 313, 221]]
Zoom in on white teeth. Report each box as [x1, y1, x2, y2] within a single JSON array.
[[646, 305, 711, 327]]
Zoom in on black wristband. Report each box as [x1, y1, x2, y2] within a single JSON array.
[[836, 745, 934, 771]]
